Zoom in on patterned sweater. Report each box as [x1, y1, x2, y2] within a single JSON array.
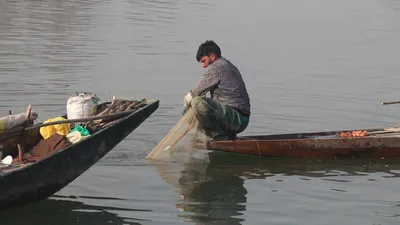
[[190, 57, 250, 112]]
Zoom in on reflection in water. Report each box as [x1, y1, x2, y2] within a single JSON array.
[[154, 152, 247, 225], [0, 196, 149, 225], [154, 151, 400, 224], [203, 152, 400, 179]]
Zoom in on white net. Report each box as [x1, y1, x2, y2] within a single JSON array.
[[146, 107, 208, 162]]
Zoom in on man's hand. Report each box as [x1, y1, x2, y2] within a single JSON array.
[[183, 92, 193, 108], [182, 106, 190, 115]]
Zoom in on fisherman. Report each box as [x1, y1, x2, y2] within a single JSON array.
[[183, 40, 251, 141]]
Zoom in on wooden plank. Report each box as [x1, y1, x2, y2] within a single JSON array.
[[17, 105, 31, 163]]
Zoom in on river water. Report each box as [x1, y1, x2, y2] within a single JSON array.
[[1, 0, 400, 224]]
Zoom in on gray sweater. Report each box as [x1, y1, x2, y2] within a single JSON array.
[[190, 57, 250, 112]]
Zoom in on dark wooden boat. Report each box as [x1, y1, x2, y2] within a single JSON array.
[[203, 127, 400, 158], [0, 98, 159, 211]]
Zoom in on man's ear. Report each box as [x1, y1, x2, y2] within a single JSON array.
[[210, 53, 216, 61]]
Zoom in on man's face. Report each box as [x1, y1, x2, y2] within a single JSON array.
[[199, 53, 217, 68]]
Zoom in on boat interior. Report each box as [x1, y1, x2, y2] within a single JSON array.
[[0, 98, 150, 173]]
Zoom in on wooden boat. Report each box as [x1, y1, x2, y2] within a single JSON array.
[[0, 98, 159, 211], [202, 127, 400, 158]]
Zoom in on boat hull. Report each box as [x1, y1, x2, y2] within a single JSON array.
[[0, 100, 159, 210], [206, 130, 400, 158]]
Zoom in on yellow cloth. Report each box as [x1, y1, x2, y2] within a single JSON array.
[[39, 117, 71, 139]]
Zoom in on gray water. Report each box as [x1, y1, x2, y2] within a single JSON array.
[[1, 0, 400, 224]]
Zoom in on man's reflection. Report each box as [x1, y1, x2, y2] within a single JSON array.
[[155, 152, 265, 225], [155, 151, 400, 224]]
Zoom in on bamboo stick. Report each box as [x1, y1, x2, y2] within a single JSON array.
[[17, 105, 31, 162], [97, 98, 117, 116], [381, 101, 400, 105], [25, 107, 140, 131]]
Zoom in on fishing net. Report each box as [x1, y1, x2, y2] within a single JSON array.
[[146, 107, 209, 162]]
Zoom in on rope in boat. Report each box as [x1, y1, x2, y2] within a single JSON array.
[[255, 140, 261, 156]]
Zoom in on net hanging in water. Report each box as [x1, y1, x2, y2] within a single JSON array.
[[146, 107, 207, 161]]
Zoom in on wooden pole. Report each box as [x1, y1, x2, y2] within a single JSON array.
[[25, 107, 140, 131], [17, 105, 31, 162], [381, 101, 400, 105]]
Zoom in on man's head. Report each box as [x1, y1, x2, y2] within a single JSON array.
[[196, 40, 221, 68]]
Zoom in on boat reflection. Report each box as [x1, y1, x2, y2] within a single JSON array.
[[0, 195, 149, 225]]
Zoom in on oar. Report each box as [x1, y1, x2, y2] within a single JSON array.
[[381, 100, 400, 105]]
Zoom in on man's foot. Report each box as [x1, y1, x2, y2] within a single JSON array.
[[227, 134, 237, 140], [205, 131, 236, 142], [212, 134, 232, 141]]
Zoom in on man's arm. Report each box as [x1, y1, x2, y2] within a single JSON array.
[[190, 66, 221, 97]]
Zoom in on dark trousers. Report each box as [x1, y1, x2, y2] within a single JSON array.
[[190, 96, 249, 140]]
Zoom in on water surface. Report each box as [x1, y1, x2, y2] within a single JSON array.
[[1, 0, 400, 224]]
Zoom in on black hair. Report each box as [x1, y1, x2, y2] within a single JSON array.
[[196, 40, 222, 62]]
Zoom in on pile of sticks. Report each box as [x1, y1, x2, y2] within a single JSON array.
[[84, 98, 148, 130], [97, 98, 146, 115]]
